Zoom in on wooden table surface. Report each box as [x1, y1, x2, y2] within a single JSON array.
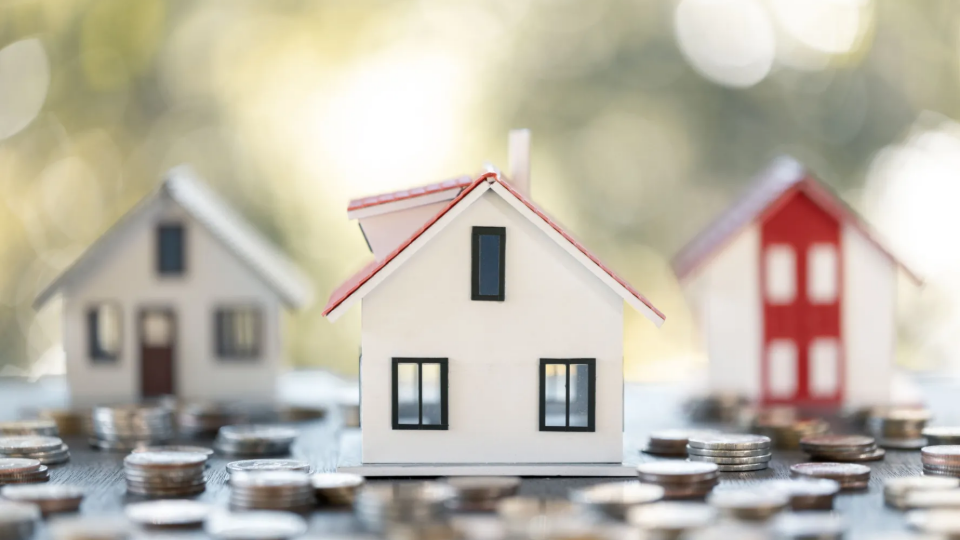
[[1, 372, 957, 539]]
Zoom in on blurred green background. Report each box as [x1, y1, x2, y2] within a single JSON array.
[[0, 0, 954, 380]]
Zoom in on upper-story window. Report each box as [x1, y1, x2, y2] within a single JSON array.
[[807, 244, 838, 304], [764, 244, 795, 304], [471, 226, 506, 301], [157, 224, 185, 276]]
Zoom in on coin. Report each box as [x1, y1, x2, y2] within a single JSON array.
[[923, 427, 960, 446], [570, 481, 664, 519], [902, 488, 960, 509], [907, 508, 960, 535], [686, 447, 771, 458], [790, 462, 870, 490], [707, 488, 789, 520], [772, 511, 844, 539], [687, 434, 771, 451], [636, 461, 720, 483], [0, 421, 58, 437], [205, 510, 308, 539], [627, 501, 717, 532], [125, 500, 212, 527], [0, 484, 83, 514], [133, 445, 214, 456], [812, 448, 886, 462], [311, 472, 365, 506], [227, 460, 311, 477], [800, 434, 875, 452], [125, 451, 208, 469], [885, 476, 960, 508], [644, 429, 719, 456], [688, 454, 772, 465], [0, 459, 41, 475], [446, 477, 520, 511], [765, 478, 840, 511], [358, 482, 456, 532]]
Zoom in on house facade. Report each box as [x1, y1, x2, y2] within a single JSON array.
[[325, 166, 665, 474], [673, 157, 919, 408], [34, 168, 313, 406]]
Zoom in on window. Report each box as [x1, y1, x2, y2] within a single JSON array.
[[539, 359, 595, 432], [157, 224, 185, 275], [809, 338, 840, 397], [87, 304, 121, 362], [215, 307, 262, 358], [765, 245, 796, 304], [807, 244, 838, 304], [392, 358, 448, 430], [767, 339, 797, 398], [471, 227, 506, 301]]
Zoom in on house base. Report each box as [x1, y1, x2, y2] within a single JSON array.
[[336, 430, 637, 477]]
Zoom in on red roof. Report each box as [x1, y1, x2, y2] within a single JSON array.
[[672, 157, 921, 283], [324, 173, 665, 321], [346, 176, 473, 212]]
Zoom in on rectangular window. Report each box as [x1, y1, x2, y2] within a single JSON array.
[[539, 359, 595, 432], [765, 244, 796, 304], [767, 339, 797, 398], [809, 338, 840, 397], [215, 307, 262, 359], [471, 227, 506, 301], [87, 304, 121, 363], [807, 244, 838, 304], [157, 224, 185, 275], [392, 358, 448, 430]]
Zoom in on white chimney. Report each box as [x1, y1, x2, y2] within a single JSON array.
[[508, 129, 531, 197]]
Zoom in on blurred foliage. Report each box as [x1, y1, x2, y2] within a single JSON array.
[[0, 0, 956, 378]]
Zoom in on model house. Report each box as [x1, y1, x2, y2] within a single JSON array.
[[672, 157, 920, 409], [325, 131, 665, 476], [34, 167, 313, 406]]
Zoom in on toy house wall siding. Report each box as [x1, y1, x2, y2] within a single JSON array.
[[360, 190, 625, 464], [61, 200, 281, 406], [359, 201, 452, 260], [842, 223, 896, 406], [685, 226, 763, 398]]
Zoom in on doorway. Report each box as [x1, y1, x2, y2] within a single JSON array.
[[140, 308, 176, 398]]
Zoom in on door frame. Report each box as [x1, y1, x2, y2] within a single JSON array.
[[138, 306, 177, 400]]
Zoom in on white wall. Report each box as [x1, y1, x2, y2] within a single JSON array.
[[359, 201, 451, 260], [360, 190, 625, 464], [842, 224, 896, 406], [683, 227, 762, 399], [61, 198, 282, 406]]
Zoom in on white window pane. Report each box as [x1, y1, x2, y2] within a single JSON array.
[[569, 364, 590, 427], [807, 244, 838, 304], [142, 312, 172, 347], [765, 245, 796, 304], [768, 340, 797, 398], [98, 305, 120, 354], [421, 363, 442, 425], [810, 338, 840, 397], [544, 364, 567, 427], [397, 363, 419, 425]]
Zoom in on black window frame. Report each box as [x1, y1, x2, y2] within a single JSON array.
[[539, 358, 596, 432], [214, 306, 263, 360], [157, 223, 186, 276], [471, 226, 506, 301], [87, 303, 122, 364], [391, 358, 448, 430]]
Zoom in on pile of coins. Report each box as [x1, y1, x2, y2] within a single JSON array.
[[230, 471, 315, 511], [226, 459, 310, 481], [884, 476, 960, 508], [706, 488, 789, 521], [923, 426, 960, 446], [790, 463, 870, 491], [687, 434, 772, 472], [446, 477, 520, 511], [125, 500, 212, 529], [311, 472, 365, 506], [39, 409, 87, 437], [637, 461, 719, 499], [921, 446, 960, 477], [643, 429, 717, 457], [0, 436, 69, 465], [0, 484, 84, 514], [0, 501, 40, 540], [570, 481, 663, 520], [627, 501, 717, 537], [0, 420, 58, 437], [0, 459, 48, 485], [749, 408, 829, 450], [90, 406, 174, 451], [683, 393, 750, 424], [124, 451, 208, 497], [355, 482, 455, 532], [800, 434, 884, 462], [177, 403, 243, 438], [214, 425, 298, 456], [765, 478, 840, 510], [867, 408, 931, 449]]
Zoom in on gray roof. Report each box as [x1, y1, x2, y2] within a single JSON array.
[[34, 166, 314, 309]]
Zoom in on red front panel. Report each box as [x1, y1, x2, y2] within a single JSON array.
[[760, 189, 843, 407]]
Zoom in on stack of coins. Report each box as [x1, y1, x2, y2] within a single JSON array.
[[0, 420, 58, 437], [226, 459, 311, 481], [124, 451, 208, 497], [923, 427, 960, 446], [921, 446, 960, 477], [868, 408, 931, 450], [311, 473, 365, 506], [230, 471, 315, 511], [800, 434, 885, 462], [684, 394, 750, 424], [39, 409, 88, 437], [570, 481, 664, 520], [125, 500, 212, 529], [177, 403, 243, 438], [627, 502, 717, 537], [907, 508, 960, 537], [205, 510, 308, 540], [772, 511, 845, 540], [0, 501, 40, 540], [446, 477, 521, 511], [214, 425, 298, 456], [133, 445, 214, 460], [636, 462, 719, 499], [749, 408, 829, 450], [687, 434, 772, 472], [765, 478, 841, 510], [355, 482, 455, 532], [0, 484, 84, 515], [0, 436, 70, 465], [884, 476, 960, 508], [90, 406, 174, 451], [790, 463, 870, 491], [901, 489, 960, 509], [643, 429, 718, 457], [706, 488, 789, 521], [0, 459, 48, 485]]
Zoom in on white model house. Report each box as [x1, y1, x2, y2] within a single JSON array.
[[672, 157, 920, 409], [34, 167, 313, 407], [325, 132, 665, 476]]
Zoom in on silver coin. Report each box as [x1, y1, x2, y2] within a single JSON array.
[[790, 462, 871, 480], [310, 472, 365, 490], [46, 516, 129, 540], [1, 483, 83, 502], [885, 476, 959, 502], [230, 470, 311, 488], [772, 511, 844, 538], [766, 478, 841, 497], [133, 445, 214, 456], [706, 488, 789, 519], [0, 500, 41, 523], [686, 446, 771, 458], [570, 481, 664, 512], [125, 452, 208, 469], [125, 500, 212, 527], [637, 461, 720, 483], [688, 454, 772, 465], [0, 436, 63, 453], [687, 434, 771, 451], [627, 501, 717, 531], [227, 460, 310, 476], [205, 510, 308, 539], [877, 437, 928, 450], [903, 489, 960, 508], [715, 462, 770, 472], [907, 508, 960, 535], [0, 420, 58, 436], [218, 425, 298, 442], [0, 459, 41, 474]]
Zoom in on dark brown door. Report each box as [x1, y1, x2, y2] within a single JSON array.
[[140, 309, 176, 399]]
